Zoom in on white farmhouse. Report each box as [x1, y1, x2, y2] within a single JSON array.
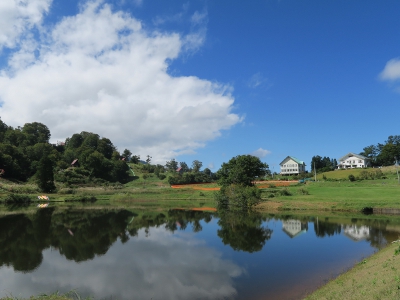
[[279, 156, 306, 176], [337, 153, 369, 169]]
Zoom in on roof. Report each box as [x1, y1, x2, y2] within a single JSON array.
[[338, 153, 368, 162], [279, 156, 306, 166]]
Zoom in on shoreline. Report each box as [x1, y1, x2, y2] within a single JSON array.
[[304, 241, 400, 299]]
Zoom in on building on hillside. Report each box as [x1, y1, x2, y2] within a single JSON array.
[[71, 159, 79, 167], [279, 156, 306, 176], [337, 153, 369, 169]]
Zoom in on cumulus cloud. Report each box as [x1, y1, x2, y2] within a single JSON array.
[[0, 0, 52, 50], [379, 58, 400, 81], [250, 148, 271, 158], [0, 0, 241, 163]]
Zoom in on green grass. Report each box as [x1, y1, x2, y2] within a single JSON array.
[[1, 165, 400, 213], [316, 166, 400, 180], [258, 177, 400, 212]]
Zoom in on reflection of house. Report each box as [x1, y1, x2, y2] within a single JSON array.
[[279, 156, 306, 176], [342, 225, 370, 241], [337, 153, 369, 169], [282, 219, 308, 238]]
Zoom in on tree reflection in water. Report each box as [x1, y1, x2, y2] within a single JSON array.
[[217, 210, 272, 253], [0, 208, 218, 272], [2, 207, 400, 273]]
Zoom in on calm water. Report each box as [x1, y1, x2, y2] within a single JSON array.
[[0, 206, 399, 300]]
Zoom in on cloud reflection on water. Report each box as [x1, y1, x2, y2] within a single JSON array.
[[0, 227, 242, 300]]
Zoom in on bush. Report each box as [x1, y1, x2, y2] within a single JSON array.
[[215, 185, 262, 210], [158, 174, 166, 180], [58, 188, 76, 195], [348, 174, 356, 182], [279, 188, 292, 196], [64, 195, 97, 202], [1, 194, 32, 203], [298, 188, 309, 195]]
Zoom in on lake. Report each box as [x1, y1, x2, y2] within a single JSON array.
[[0, 205, 399, 299]]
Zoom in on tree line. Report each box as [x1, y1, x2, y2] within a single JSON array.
[[0, 118, 218, 189], [0, 118, 130, 189], [310, 135, 400, 173], [359, 135, 400, 167]]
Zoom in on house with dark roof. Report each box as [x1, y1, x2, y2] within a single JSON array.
[[337, 153, 369, 169], [279, 156, 306, 176]]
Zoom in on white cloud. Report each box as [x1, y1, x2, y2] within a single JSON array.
[[247, 72, 271, 89], [379, 58, 400, 81], [250, 148, 271, 158], [0, 0, 52, 50], [191, 10, 208, 26], [0, 1, 241, 163]]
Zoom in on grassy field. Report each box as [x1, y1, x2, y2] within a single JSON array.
[[315, 165, 400, 181], [1, 165, 400, 213], [257, 166, 400, 212]]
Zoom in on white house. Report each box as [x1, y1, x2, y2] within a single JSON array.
[[337, 153, 369, 169], [279, 156, 306, 176]]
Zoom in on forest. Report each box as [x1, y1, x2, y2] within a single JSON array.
[[0, 118, 129, 185]]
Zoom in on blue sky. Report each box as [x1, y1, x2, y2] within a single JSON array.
[[1, 0, 400, 171]]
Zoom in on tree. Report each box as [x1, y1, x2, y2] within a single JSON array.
[[376, 136, 400, 166], [311, 155, 335, 173], [203, 167, 212, 177], [192, 160, 203, 173], [36, 156, 56, 193], [165, 159, 179, 172], [217, 155, 269, 187], [146, 155, 152, 164], [179, 162, 190, 172], [0, 117, 8, 142], [131, 155, 140, 164], [122, 149, 132, 161], [21, 122, 51, 146], [97, 138, 115, 159], [360, 145, 379, 166], [65, 133, 83, 149]]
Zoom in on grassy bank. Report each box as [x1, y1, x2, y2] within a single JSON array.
[[1, 166, 399, 212], [304, 241, 400, 300], [257, 177, 400, 212]]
